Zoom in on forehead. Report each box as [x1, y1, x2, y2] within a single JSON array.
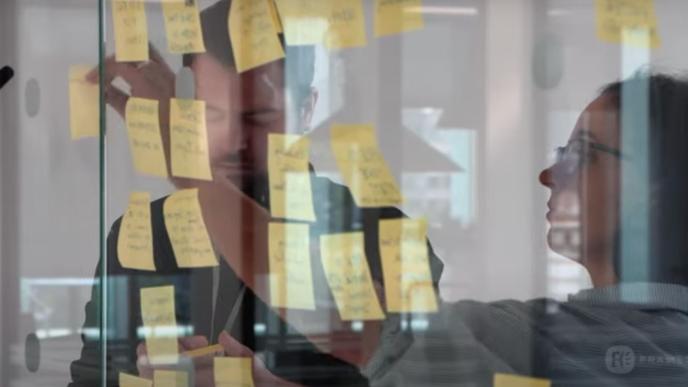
[[190, 53, 285, 89], [571, 94, 620, 147]]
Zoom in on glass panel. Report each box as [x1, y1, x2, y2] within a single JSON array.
[[0, 0, 105, 386]]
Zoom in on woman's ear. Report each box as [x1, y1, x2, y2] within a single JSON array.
[[299, 87, 319, 131]]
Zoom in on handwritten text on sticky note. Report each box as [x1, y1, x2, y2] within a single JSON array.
[[162, 0, 206, 54], [69, 65, 100, 140], [595, 0, 660, 48], [214, 357, 255, 387], [164, 189, 218, 268], [118, 192, 156, 271], [374, 0, 424, 37], [269, 222, 316, 310], [331, 124, 403, 208], [380, 218, 438, 313], [229, 0, 285, 73], [140, 285, 178, 365], [170, 98, 212, 181], [112, 0, 150, 62], [268, 134, 316, 221], [125, 97, 168, 178], [320, 233, 385, 321]]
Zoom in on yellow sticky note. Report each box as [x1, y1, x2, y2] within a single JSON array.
[[268, 134, 316, 221], [120, 373, 152, 387], [374, 0, 424, 37], [125, 97, 168, 178], [214, 357, 255, 387], [330, 124, 403, 208], [595, 0, 660, 48], [112, 0, 150, 62], [325, 0, 367, 49], [170, 98, 212, 181], [268, 0, 283, 33], [154, 370, 188, 387], [229, 0, 286, 73], [164, 189, 218, 268], [117, 192, 156, 271], [140, 285, 179, 365], [269, 222, 316, 310], [494, 373, 551, 387], [162, 0, 206, 54], [320, 233, 385, 321], [69, 65, 100, 140], [379, 218, 438, 313], [275, 0, 366, 48]]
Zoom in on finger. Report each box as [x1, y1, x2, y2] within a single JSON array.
[[104, 85, 130, 118], [179, 335, 209, 351], [89, 55, 147, 88], [136, 342, 147, 357], [219, 331, 253, 357]]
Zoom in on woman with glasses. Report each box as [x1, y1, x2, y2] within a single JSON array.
[[218, 73, 688, 386]]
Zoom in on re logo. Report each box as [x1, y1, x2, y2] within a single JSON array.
[[605, 345, 635, 374]]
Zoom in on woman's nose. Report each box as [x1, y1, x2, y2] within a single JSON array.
[[539, 166, 555, 188]]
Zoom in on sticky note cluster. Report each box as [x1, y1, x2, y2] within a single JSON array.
[[595, 0, 660, 48], [268, 222, 316, 310], [118, 192, 156, 271], [163, 188, 218, 268], [69, 65, 100, 140], [268, 134, 316, 221], [330, 124, 403, 208], [214, 357, 256, 387], [379, 218, 438, 313], [320, 232, 385, 321], [140, 285, 179, 365]]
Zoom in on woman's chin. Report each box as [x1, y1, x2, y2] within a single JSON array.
[[547, 227, 582, 262]]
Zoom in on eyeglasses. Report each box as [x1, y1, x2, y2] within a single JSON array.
[[554, 139, 623, 176]]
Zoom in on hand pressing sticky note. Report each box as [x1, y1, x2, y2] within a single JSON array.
[[494, 373, 551, 387], [269, 222, 316, 310], [125, 97, 168, 178], [379, 218, 438, 313], [229, 0, 285, 73], [276, 0, 366, 48], [154, 370, 188, 387], [331, 124, 403, 208], [170, 98, 212, 181], [162, 0, 206, 54], [214, 357, 255, 387], [118, 192, 155, 271], [375, 0, 424, 37], [320, 233, 385, 321], [596, 0, 660, 48], [112, 0, 150, 62], [69, 65, 99, 140], [268, 134, 316, 222], [164, 188, 218, 268], [140, 285, 179, 365], [120, 373, 152, 387]]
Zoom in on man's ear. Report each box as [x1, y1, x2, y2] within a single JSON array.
[[299, 87, 319, 131]]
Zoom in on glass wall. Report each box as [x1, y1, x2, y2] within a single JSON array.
[[3, 0, 688, 386]]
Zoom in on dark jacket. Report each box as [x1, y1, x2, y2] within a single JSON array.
[[69, 175, 444, 387]]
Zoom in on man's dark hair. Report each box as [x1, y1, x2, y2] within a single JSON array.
[[182, 0, 316, 104], [601, 73, 688, 285]]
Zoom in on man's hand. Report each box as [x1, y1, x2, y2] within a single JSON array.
[[136, 333, 302, 387]]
